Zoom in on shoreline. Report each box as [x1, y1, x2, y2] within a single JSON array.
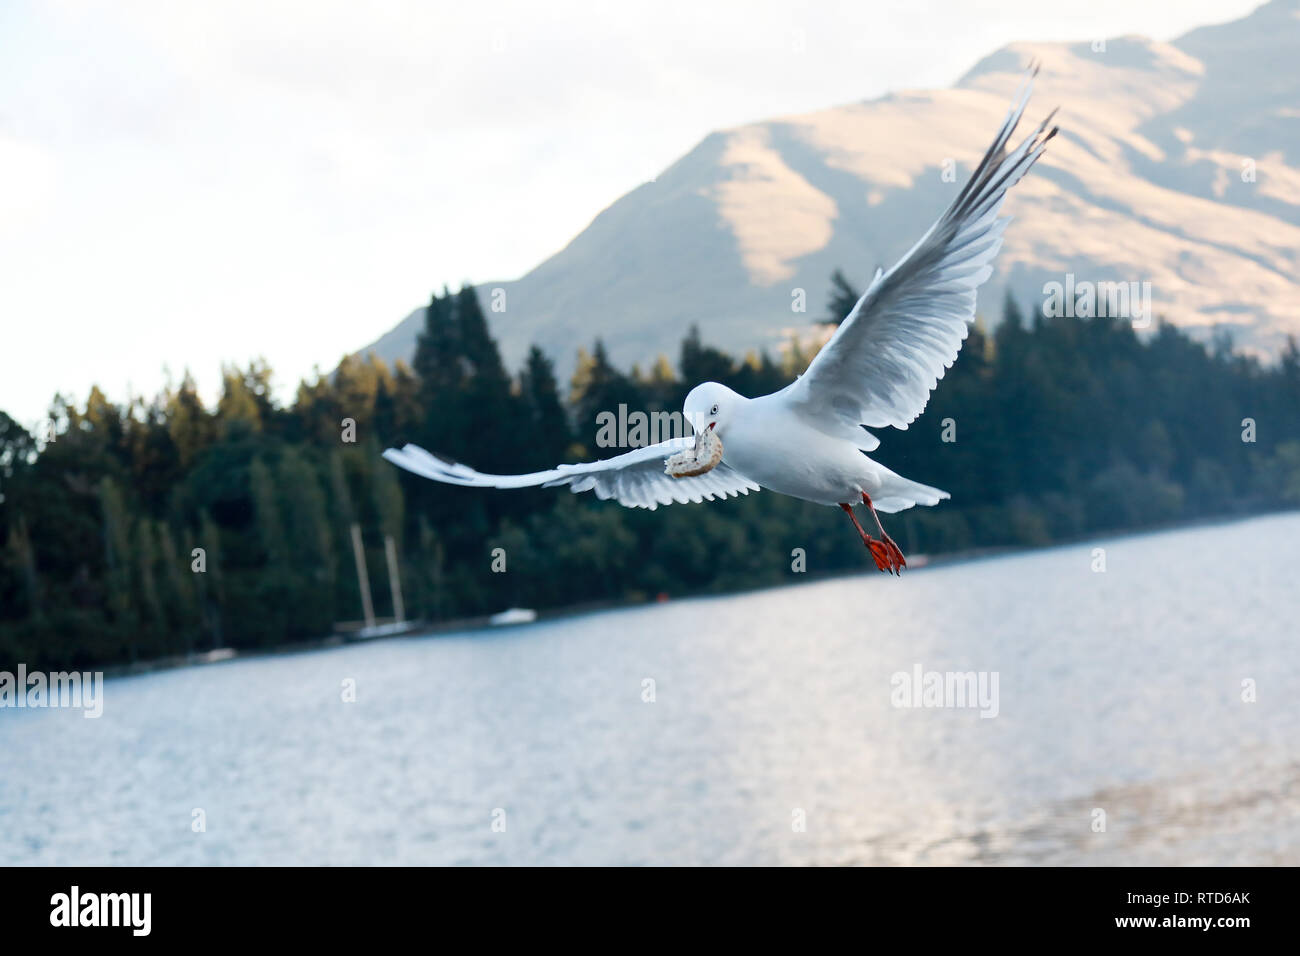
[[98, 506, 1297, 682]]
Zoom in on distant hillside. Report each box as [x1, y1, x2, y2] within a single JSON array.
[[362, 0, 1300, 381]]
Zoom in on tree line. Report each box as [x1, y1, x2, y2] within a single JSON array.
[[3, 276, 1299, 670]]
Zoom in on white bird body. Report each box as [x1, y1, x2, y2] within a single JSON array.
[[709, 387, 945, 511], [384, 67, 1057, 572]]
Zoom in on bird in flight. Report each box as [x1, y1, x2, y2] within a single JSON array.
[[385, 67, 1057, 575]]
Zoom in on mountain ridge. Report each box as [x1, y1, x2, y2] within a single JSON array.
[[361, 0, 1300, 380]]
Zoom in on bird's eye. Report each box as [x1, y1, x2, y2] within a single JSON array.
[[710, 404, 719, 416]]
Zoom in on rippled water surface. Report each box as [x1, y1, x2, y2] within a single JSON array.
[[3, 514, 1297, 865]]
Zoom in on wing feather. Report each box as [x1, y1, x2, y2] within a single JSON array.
[[785, 65, 1058, 435], [383, 440, 759, 511]]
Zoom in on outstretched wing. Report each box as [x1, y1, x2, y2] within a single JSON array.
[[383, 439, 760, 511], [784, 66, 1058, 441]]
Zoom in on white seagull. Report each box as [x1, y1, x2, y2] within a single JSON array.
[[385, 68, 1058, 574]]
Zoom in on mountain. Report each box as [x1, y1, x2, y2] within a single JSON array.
[[362, 0, 1300, 380]]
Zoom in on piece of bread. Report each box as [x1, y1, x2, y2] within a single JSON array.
[[665, 429, 723, 478]]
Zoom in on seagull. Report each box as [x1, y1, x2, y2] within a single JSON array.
[[385, 67, 1057, 574]]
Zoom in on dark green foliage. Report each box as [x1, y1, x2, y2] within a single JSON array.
[[570, 339, 646, 453], [3, 279, 1299, 671], [826, 268, 861, 323], [519, 346, 572, 470]]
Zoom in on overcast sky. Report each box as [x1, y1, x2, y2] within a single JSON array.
[[0, 0, 1262, 426]]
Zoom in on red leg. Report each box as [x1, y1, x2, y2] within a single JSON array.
[[861, 493, 906, 573], [840, 503, 895, 574]]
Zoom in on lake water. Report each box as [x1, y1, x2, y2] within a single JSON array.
[[3, 513, 1297, 866]]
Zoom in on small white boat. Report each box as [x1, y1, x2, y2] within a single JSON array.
[[489, 608, 538, 626], [352, 620, 421, 640], [194, 648, 236, 664]]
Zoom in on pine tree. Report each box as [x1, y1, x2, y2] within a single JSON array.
[[826, 268, 861, 323], [329, 449, 355, 526], [455, 284, 518, 471], [519, 345, 572, 468], [155, 520, 198, 651], [196, 509, 224, 648], [6, 513, 40, 621], [277, 448, 335, 633], [416, 513, 445, 620], [83, 385, 125, 452], [388, 359, 422, 440], [412, 287, 461, 395], [571, 339, 645, 451], [279, 448, 335, 582], [0, 411, 35, 483], [249, 457, 288, 567], [679, 325, 735, 389], [167, 372, 215, 468], [1281, 335, 1300, 409], [370, 440, 406, 549], [99, 477, 134, 633], [248, 456, 293, 643], [1003, 289, 1026, 330], [412, 288, 464, 453], [134, 519, 163, 649], [373, 375, 397, 444], [457, 285, 510, 387], [217, 364, 263, 434]]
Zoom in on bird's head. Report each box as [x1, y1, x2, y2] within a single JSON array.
[[683, 382, 740, 443]]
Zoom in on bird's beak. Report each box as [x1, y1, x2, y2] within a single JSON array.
[[693, 421, 715, 456]]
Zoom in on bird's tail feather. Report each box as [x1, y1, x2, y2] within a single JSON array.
[[873, 476, 950, 513]]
